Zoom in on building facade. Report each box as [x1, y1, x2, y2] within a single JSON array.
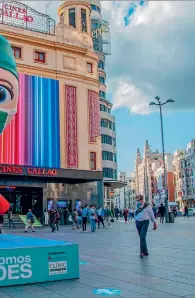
[[135, 140, 174, 205], [0, 0, 104, 219], [114, 172, 136, 210], [90, 0, 119, 208], [173, 139, 195, 209]]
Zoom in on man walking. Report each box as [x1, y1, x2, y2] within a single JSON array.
[[135, 195, 157, 258], [82, 205, 89, 231], [98, 206, 105, 228], [8, 208, 15, 228], [158, 203, 165, 223]]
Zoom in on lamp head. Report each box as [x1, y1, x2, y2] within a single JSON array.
[[166, 99, 174, 103], [149, 102, 156, 106], [155, 96, 160, 101]]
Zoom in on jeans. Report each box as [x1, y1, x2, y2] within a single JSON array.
[[160, 215, 164, 223], [136, 220, 149, 254], [82, 217, 87, 231], [90, 218, 96, 232], [9, 218, 15, 228], [98, 215, 105, 228]]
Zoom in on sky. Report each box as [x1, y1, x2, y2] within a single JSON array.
[[24, 1, 195, 173]]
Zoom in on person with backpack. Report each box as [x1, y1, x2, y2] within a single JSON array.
[[25, 209, 35, 232], [135, 195, 157, 258]]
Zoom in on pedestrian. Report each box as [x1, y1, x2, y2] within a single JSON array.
[[25, 209, 35, 233], [184, 206, 189, 218], [97, 206, 105, 228], [72, 209, 79, 230], [54, 210, 60, 231], [173, 206, 178, 217], [0, 214, 3, 233], [78, 207, 82, 228], [8, 208, 15, 228], [104, 206, 112, 228], [128, 207, 134, 222], [89, 205, 96, 232], [44, 209, 49, 226], [123, 208, 128, 223], [82, 204, 89, 231], [63, 208, 68, 225], [49, 210, 56, 232], [114, 206, 119, 220], [152, 203, 158, 219], [135, 195, 157, 258], [158, 203, 165, 223]]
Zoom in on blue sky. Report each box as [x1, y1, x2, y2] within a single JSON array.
[[25, 1, 195, 174], [101, 1, 195, 173]]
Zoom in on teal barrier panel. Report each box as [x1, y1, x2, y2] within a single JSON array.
[[0, 234, 79, 286]]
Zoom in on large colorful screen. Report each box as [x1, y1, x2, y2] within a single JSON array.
[[0, 73, 60, 168]]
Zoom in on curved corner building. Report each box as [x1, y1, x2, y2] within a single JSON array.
[[89, 1, 121, 208]]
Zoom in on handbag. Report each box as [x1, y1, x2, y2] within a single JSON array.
[[111, 218, 114, 223], [31, 217, 35, 224]]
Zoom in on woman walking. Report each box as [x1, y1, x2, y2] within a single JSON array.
[[123, 208, 129, 223], [72, 209, 79, 230], [135, 195, 157, 258], [89, 205, 96, 232]]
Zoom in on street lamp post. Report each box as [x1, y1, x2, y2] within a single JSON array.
[[149, 96, 174, 223]]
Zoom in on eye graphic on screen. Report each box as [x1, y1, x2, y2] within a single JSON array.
[[0, 85, 13, 103], [0, 35, 19, 134]]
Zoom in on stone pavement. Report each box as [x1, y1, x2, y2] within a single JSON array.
[[1, 217, 195, 298]]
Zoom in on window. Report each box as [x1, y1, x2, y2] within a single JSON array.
[[103, 168, 117, 180], [101, 119, 108, 128], [60, 13, 64, 24], [98, 60, 105, 70], [99, 90, 106, 99], [34, 51, 46, 63], [12, 46, 21, 59], [99, 76, 105, 84], [91, 5, 101, 14], [107, 108, 111, 114], [113, 122, 115, 131], [69, 8, 76, 28], [90, 152, 96, 170], [87, 62, 93, 73], [101, 135, 112, 145], [100, 104, 107, 112], [112, 138, 116, 147], [109, 121, 112, 130], [81, 9, 87, 32], [102, 151, 117, 162]]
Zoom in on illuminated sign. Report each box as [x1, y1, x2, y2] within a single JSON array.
[[0, 1, 55, 35], [92, 23, 109, 38], [0, 166, 57, 177], [91, 19, 111, 55]]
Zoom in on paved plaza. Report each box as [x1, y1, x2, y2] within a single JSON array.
[[1, 218, 195, 298]]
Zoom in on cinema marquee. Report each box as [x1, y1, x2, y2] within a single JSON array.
[[0, 1, 55, 35]]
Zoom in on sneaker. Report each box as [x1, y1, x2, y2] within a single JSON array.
[[139, 253, 144, 258], [25, 230, 27, 233]]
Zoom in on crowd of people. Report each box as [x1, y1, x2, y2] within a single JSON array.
[[71, 205, 113, 232]]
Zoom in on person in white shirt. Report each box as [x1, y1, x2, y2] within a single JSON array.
[[44, 210, 49, 226], [135, 195, 157, 258]]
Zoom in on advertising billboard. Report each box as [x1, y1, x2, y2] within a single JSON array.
[[0, 73, 60, 168], [91, 19, 111, 55]]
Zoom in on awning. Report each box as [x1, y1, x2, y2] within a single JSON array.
[[103, 179, 127, 190]]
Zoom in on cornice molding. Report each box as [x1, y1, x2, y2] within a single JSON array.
[[0, 29, 97, 59], [17, 64, 99, 88]]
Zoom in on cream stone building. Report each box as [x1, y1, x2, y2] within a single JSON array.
[[0, 0, 104, 219]]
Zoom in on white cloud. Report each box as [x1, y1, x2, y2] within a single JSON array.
[[101, 1, 195, 114], [112, 78, 151, 115]]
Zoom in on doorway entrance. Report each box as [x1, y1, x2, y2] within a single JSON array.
[[0, 186, 43, 218]]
